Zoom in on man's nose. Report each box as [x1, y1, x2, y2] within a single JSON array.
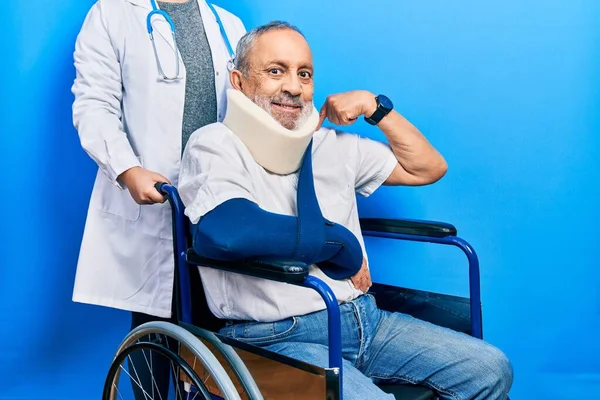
[[281, 73, 302, 97]]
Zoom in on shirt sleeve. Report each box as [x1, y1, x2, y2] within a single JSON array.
[[179, 126, 257, 224], [335, 131, 398, 197]]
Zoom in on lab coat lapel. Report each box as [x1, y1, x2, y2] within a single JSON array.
[[198, 1, 233, 119], [198, 1, 230, 66]]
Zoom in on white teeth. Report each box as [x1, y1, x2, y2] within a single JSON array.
[[275, 104, 297, 109]]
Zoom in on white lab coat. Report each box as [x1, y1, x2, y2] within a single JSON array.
[[71, 0, 246, 318]]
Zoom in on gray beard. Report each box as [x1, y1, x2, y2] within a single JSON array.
[[251, 94, 313, 131]]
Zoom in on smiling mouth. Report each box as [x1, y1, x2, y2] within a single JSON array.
[[271, 102, 302, 112]]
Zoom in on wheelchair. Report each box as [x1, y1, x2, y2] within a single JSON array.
[[102, 183, 486, 400]]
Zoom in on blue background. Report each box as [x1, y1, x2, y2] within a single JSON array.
[[2, 0, 599, 398]]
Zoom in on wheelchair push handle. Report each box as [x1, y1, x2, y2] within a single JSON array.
[[154, 182, 183, 210], [154, 182, 168, 195], [154, 182, 176, 204]]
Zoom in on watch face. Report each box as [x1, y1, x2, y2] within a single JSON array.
[[378, 95, 393, 111]]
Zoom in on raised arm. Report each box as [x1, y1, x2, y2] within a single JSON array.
[[318, 90, 447, 186]]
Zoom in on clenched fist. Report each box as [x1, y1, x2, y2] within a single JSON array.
[[317, 90, 378, 129], [118, 166, 170, 205]]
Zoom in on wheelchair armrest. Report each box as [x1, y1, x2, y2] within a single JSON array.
[[360, 218, 457, 238], [186, 249, 310, 284]]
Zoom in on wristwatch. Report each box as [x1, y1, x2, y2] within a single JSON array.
[[364, 94, 393, 125]]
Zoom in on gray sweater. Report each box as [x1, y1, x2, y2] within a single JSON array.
[[158, 0, 217, 152]]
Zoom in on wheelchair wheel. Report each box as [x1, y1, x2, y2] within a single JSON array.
[[103, 321, 243, 400]]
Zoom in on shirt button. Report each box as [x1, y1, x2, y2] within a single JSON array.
[[216, 71, 219, 76]]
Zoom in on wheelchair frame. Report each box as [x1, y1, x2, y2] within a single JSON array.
[[152, 182, 483, 400]]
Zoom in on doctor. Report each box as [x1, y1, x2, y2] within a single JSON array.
[[71, 0, 245, 397]]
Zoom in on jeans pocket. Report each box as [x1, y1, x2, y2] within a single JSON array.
[[227, 317, 298, 345]]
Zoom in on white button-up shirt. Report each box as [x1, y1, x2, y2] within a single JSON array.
[[179, 124, 397, 322]]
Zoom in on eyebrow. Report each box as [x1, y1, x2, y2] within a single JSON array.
[[265, 60, 313, 71]]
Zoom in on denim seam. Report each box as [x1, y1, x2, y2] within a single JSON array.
[[371, 374, 462, 400], [350, 301, 365, 364], [361, 298, 371, 366]]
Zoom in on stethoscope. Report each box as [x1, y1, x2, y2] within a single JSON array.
[[146, 0, 235, 81]]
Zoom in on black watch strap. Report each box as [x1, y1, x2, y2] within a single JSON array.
[[365, 95, 392, 125]]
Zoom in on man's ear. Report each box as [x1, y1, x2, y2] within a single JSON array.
[[230, 70, 244, 91]]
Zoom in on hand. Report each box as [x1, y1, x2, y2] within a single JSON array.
[[317, 90, 378, 129], [118, 166, 171, 205], [351, 257, 372, 293]]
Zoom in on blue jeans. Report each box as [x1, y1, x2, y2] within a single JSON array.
[[219, 294, 513, 400]]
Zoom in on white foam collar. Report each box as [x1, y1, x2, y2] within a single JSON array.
[[222, 89, 319, 175]]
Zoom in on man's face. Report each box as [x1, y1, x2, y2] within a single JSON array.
[[234, 29, 314, 130]]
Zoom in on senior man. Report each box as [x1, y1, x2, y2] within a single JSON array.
[[178, 21, 513, 400]]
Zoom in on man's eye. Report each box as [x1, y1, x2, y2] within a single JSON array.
[[299, 71, 312, 78], [269, 68, 281, 75]]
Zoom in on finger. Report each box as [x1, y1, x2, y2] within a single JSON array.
[[146, 189, 166, 204], [138, 195, 155, 205], [149, 172, 170, 202], [365, 268, 372, 287], [151, 172, 171, 185], [331, 109, 355, 126], [328, 109, 343, 126], [316, 103, 328, 130], [341, 111, 359, 126], [355, 274, 367, 292], [362, 269, 371, 291]]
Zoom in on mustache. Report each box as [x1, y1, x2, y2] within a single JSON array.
[[270, 93, 305, 107]]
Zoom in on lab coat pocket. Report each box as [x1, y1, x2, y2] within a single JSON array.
[[96, 158, 142, 222]]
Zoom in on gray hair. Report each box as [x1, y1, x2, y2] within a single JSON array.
[[234, 21, 305, 77]]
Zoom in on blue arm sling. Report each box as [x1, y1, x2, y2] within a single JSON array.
[[192, 140, 363, 280]]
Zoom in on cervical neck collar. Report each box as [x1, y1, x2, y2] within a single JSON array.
[[222, 89, 319, 175]]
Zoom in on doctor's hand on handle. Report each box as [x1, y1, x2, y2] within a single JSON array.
[[118, 167, 170, 205]]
